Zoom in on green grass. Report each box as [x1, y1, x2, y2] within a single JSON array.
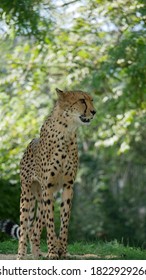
[[0, 239, 146, 259]]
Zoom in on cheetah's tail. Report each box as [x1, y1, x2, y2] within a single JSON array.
[[0, 219, 20, 239]]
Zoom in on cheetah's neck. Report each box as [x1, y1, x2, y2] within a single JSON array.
[[40, 106, 78, 142]]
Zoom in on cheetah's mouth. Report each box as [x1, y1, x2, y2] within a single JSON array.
[[79, 115, 91, 124]]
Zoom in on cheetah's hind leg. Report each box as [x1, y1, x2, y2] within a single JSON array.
[[17, 183, 34, 260], [29, 181, 45, 259]]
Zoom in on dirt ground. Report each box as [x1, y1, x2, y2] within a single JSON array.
[[0, 253, 99, 260], [0, 253, 117, 260]]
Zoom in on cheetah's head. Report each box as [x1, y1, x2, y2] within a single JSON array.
[[56, 88, 96, 125]]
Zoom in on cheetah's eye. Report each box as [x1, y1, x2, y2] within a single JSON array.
[[80, 99, 85, 104]]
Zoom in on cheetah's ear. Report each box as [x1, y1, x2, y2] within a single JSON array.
[[56, 88, 66, 100], [56, 88, 64, 94]]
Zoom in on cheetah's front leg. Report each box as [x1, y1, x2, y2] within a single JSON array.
[[42, 186, 58, 259], [29, 200, 45, 258], [58, 185, 73, 258]]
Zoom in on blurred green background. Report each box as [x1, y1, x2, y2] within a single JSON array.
[[1, 0, 146, 247]]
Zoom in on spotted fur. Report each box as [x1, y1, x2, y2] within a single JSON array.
[[3, 89, 96, 259]]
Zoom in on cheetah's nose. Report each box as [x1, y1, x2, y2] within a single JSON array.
[[91, 110, 96, 116]]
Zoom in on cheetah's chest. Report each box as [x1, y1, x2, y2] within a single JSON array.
[[55, 152, 78, 191], [36, 134, 78, 190]]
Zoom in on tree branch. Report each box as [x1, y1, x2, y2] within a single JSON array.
[[61, 0, 80, 7]]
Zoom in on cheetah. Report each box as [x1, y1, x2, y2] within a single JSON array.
[[3, 88, 96, 259]]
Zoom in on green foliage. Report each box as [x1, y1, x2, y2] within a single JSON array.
[[0, 0, 54, 37], [1, 0, 146, 246]]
